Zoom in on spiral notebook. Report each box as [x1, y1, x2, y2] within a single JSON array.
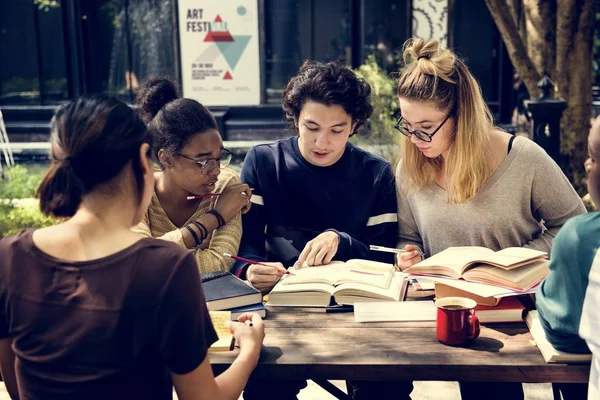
[[201, 271, 263, 311]]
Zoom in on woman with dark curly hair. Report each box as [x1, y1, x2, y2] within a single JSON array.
[[232, 60, 408, 400], [132, 77, 252, 274]]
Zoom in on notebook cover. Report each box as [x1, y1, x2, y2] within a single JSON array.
[[228, 303, 267, 319], [201, 271, 262, 310]]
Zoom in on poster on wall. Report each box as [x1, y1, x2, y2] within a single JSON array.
[[178, 1, 260, 106]]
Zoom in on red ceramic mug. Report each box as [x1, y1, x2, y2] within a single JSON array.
[[435, 297, 480, 346]]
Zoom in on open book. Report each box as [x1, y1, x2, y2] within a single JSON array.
[[526, 311, 592, 363], [268, 260, 408, 307], [407, 247, 549, 291]]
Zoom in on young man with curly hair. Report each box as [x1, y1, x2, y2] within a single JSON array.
[[233, 61, 409, 400]]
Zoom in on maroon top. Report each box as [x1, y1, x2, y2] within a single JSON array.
[[0, 230, 217, 400]]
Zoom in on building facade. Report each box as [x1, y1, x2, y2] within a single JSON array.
[[0, 0, 515, 141]]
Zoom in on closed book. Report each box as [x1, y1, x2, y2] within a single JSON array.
[[474, 297, 526, 323], [434, 281, 502, 306], [525, 311, 592, 363], [202, 271, 262, 311], [227, 303, 267, 320]]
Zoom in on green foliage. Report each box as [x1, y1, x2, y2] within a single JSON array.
[[0, 203, 55, 238], [0, 165, 43, 199], [0, 165, 55, 238], [352, 54, 401, 167], [33, 0, 60, 11]]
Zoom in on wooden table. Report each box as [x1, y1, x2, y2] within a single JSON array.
[[209, 289, 590, 385]]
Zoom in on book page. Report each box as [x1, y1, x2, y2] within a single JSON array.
[[472, 247, 547, 270], [283, 261, 393, 289], [408, 247, 493, 278], [209, 311, 234, 352], [354, 301, 436, 323], [462, 259, 549, 291], [333, 273, 406, 303]]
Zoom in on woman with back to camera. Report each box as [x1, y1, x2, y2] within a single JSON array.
[[133, 77, 251, 273], [394, 38, 586, 399], [0, 96, 264, 400]]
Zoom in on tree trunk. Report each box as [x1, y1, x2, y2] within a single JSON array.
[[486, 0, 595, 193], [558, 0, 595, 194], [523, 0, 556, 78], [485, 0, 541, 97]]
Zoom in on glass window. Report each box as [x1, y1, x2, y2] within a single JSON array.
[[81, 0, 178, 101], [364, 0, 410, 73], [0, 0, 67, 105], [264, 0, 351, 104]]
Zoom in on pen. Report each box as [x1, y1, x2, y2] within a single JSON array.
[[223, 253, 294, 275], [369, 245, 425, 258], [187, 188, 254, 201]]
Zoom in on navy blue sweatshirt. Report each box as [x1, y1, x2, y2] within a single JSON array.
[[232, 136, 398, 277]]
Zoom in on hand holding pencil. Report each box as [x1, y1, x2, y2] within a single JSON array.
[[223, 253, 292, 293], [369, 244, 424, 271]]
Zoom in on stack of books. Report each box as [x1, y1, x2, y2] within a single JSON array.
[[402, 246, 549, 323], [202, 271, 266, 319], [405, 246, 549, 292]]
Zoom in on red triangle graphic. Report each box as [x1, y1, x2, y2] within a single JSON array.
[[215, 14, 223, 22], [223, 71, 233, 80], [204, 31, 234, 42]]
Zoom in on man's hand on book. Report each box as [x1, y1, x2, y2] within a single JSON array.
[[294, 231, 340, 269], [396, 244, 423, 271], [247, 262, 287, 292]]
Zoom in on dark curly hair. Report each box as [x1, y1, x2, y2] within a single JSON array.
[[282, 60, 373, 135], [135, 76, 218, 167]]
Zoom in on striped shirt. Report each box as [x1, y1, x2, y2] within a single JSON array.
[[232, 136, 398, 277], [132, 167, 242, 274]]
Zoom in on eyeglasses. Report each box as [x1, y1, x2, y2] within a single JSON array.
[[394, 114, 452, 143], [177, 150, 233, 175]]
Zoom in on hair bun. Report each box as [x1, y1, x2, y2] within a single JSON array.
[[135, 76, 180, 122], [402, 38, 455, 82]]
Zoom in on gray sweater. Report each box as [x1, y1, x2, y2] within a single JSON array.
[[396, 136, 586, 257]]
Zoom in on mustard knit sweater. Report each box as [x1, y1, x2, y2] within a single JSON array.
[[132, 167, 242, 274]]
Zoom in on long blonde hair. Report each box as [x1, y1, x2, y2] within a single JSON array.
[[397, 38, 495, 204]]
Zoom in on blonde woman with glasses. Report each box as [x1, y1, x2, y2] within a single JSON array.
[[394, 38, 586, 400]]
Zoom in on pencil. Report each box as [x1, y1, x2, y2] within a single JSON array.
[[369, 245, 425, 258], [187, 188, 254, 201], [223, 253, 294, 275], [187, 193, 222, 200]]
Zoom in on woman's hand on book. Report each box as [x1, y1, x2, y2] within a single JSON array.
[[294, 231, 339, 269], [247, 262, 287, 292], [396, 245, 423, 271], [228, 313, 265, 365]]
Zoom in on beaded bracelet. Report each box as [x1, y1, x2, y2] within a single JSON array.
[[184, 225, 200, 247], [207, 209, 226, 228]]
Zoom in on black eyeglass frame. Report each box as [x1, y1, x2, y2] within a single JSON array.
[[394, 114, 452, 143], [177, 150, 233, 175]]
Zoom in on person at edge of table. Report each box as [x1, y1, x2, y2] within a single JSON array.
[[0, 95, 265, 400], [131, 76, 252, 274], [393, 38, 587, 400], [536, 116, 600, 400], [231, 60, 408, 400]]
